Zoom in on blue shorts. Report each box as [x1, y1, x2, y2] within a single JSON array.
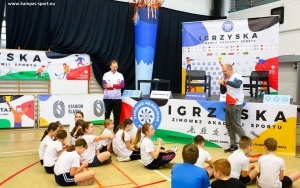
[[54, 173, 76, 186], [88, 155, 111, 167]]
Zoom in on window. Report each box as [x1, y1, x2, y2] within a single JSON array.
[[230, 0, 280, 12]]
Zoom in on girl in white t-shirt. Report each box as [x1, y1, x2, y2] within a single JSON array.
[[194, 135, 214, 178], [69, 111, 84, 144], [136, 122, 176, 169], [54, 138, 95, 186], [96, 119, 114, 154], [39, 122, 60, 165], [80, 121, 114, 167], [112, 118, 141, 162], [43, 130, 68, 174]]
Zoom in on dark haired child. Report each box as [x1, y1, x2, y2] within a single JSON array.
[[171, 144, 210, 188], [54, 138, 95, 186], [39, 122, 59, 165], [112, 118, 141, 162], [43, 130, 68, 174]]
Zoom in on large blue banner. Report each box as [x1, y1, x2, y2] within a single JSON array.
[[134, 7, 159, 94]]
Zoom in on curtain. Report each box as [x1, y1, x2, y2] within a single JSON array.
[[6, 0, 53, 50], [153, 8, 212, 93], [0, 0, 5, 33], [5, 0, 212, 93]]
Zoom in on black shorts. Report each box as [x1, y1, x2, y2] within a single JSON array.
[[44, 166, 54, 174], [54, 173, 76, 186], [88, 155, 111, 167], [239, 175, 251, 184], [282, 176, 293, 188]]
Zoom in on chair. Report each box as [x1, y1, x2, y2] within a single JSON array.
[[243, 71, 270, 97], [185, 70, 211, 97]]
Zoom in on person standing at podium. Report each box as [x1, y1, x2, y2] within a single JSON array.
[[218, 63, 245, 153], [102, 60, 124, 133]]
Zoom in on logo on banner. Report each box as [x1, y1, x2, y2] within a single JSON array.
[[222, 20, 234, 32], [53, 101, 65, 118], [132, 99, 162, 129], [93, 100, 104, 117]]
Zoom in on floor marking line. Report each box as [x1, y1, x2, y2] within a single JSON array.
[[153, 170, 171, 181], [110, 162, 139, 186], [137, 160, 171, 182], [103, 182, 133, 187], [0, 150, 37, 154], [132, 179, 166, 188], [85, 167, 103, 188], [0, 160, 40, 186]]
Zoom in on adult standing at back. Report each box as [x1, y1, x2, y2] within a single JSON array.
[[218, 63, 245, 153], [102, 60, 125, 133]]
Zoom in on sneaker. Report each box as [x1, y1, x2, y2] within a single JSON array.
[[117, 156, 131, 162], [224, 145, 238, 153]]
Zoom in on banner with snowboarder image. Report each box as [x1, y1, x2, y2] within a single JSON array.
[[182, 16, 279, 96], [0, 49, 90, 80]]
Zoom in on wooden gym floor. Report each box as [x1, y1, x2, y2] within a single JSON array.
[[0, 126, 300, 188]]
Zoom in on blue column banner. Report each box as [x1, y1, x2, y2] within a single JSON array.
[[134, 7, 159, 95]]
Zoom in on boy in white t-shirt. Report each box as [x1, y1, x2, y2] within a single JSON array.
[[228, 136, 258, 185], [194, 135, 214, 178], [258, 138, 300, 188]]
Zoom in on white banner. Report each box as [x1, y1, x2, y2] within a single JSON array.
[[182, 17, 279, 95], [39, 94, 105, 127], [122, 97, 297, 155], [0, 49, 91, 80]]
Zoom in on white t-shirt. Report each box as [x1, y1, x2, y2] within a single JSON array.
[[39, 135, 53, 160], [54, 150, 80, 175], [103, 71, 124, 99], [43, 140, 63, 167], [112, 129, 133, 157], [225, 72, 244, 105], [195, 147, 212, 168], [140, 137, 155, 166], [258, 154, 285, 188], [97, 128, 112, 148], [80, 134, 96, 163], [228, 149, 249, 179]]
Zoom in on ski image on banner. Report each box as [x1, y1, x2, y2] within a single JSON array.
[[0, 49, 90, 80]]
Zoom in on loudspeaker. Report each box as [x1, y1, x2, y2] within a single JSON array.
[[271, 6, 284, 24]]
